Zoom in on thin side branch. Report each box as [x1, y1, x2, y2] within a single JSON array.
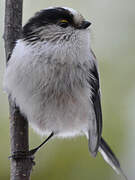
[[4, 0, 34, 179]]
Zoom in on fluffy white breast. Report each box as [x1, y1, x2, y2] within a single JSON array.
[[3, 30, 94, 137]]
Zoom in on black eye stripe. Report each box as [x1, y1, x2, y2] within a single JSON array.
[[25, 8, 73, 27], [58, 22, 69, 28]]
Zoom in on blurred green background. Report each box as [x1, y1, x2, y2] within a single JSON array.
[[0, 0, 135, 179]]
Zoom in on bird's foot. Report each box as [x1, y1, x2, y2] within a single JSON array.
[[8, 132, 54, 160], [8, 149, 37, 160]]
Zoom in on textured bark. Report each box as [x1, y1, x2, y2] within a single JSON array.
[[4, 0, 34, 179]]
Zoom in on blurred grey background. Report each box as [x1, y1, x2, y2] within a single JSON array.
[[0, 0, 135, 179]]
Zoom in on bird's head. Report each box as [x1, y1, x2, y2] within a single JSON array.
[[22, 7, 91, 45]]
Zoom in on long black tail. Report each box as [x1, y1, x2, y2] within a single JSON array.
[[99, 137, 128, 180]]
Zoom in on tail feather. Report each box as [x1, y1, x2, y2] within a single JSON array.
[[99, 137, 128, 180]]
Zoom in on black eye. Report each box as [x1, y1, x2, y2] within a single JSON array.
[[59, 22, 69, 28], [58, 20, 69, 28]]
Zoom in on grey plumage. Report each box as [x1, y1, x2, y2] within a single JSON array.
[[3, 7, 127, 179]]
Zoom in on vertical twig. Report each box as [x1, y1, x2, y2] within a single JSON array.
[[4, 0, 34, 179]]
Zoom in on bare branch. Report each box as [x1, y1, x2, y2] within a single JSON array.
[[4, 0, 34, 179]]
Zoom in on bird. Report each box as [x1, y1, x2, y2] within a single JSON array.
[[3, 7, 127, 179]]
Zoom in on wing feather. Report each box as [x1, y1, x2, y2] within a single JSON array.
[[87, 50, 102, 156]]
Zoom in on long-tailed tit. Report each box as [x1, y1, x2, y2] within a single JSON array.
[[3, 7, 127, 179]]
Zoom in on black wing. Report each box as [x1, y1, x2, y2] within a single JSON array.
[[87, 52, 127, 179], [87, 51, 102, 157]]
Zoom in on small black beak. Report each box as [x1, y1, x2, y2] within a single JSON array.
[[79, 21, 91, 29]]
